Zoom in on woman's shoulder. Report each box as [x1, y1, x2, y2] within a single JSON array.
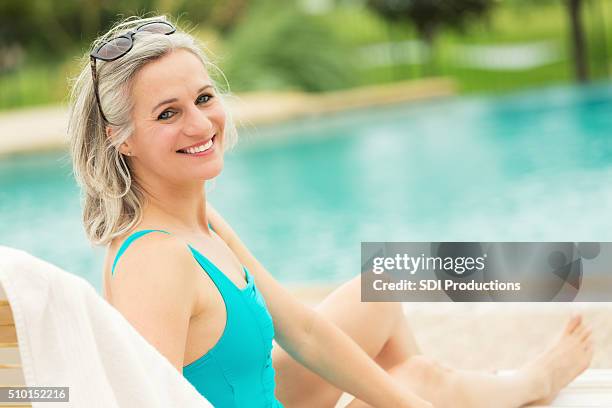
[[106, 226, 202, 296], [107, 228, 168, 267], [105, 226, 202, 309]]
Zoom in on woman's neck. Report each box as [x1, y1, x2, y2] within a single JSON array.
[[139, 182, 210, 235]]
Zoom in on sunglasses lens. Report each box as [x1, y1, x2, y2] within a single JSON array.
[[138, 22, 175, 35], [94, 36, 132, 60]]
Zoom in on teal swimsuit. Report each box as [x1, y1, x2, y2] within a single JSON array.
[[111, 229, 283, 407]]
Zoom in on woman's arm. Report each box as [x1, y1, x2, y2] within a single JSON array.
[[206, 204, 430, 408]]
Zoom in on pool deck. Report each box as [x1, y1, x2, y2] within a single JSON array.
[[0, 78, 455, 156]]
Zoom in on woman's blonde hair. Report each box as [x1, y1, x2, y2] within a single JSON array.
[[68, 15, 237, 246]]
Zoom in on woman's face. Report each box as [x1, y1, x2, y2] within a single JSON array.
[[122, 48, 226, 186]]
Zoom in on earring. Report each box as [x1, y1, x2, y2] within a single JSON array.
[[126, 152, 132, 156]]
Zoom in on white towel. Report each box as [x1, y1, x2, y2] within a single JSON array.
[[0, 246, 213, 408]]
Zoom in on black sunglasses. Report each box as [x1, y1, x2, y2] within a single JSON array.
[[90, 21, 176, 123]]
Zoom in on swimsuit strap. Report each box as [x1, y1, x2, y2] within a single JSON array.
[[111, 229, 170, 276]]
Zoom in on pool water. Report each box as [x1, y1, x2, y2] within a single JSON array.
[[1, 82, 612, 293]]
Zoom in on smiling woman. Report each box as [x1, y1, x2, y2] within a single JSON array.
[[65, 14, 593, 408], [68, 18, 237, 246]]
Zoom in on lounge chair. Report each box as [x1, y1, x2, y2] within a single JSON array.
[[0, 290, 29, 407]]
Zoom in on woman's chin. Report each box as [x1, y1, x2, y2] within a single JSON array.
[[200, 162, 224, 181], [172, 156, 224, 183]]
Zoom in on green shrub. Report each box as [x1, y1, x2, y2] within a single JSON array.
[[222, 5, 357, 93]]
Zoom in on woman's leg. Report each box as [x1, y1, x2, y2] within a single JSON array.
[[346, 315, 593, 408], [273, 276, 594, 408], [273, 275, 420, 407]]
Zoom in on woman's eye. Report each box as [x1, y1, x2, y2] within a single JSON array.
[[158, 110, 175, 120], [196, 94, 213, 104]]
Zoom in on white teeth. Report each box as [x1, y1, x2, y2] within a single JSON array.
[[182, 138, 213, 154]]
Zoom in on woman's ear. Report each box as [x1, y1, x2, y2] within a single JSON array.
[[106, 126, 132, 156]]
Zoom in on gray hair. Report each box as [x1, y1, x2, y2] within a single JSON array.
[[68, 15, 237, 246]]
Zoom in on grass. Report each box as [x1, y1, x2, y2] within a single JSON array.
[[445, 62, 573, 93], [0, 64, 66, 109], [0, 50, 81, 110]]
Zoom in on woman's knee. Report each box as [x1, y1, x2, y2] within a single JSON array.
[[380, 301, 405, 323], [319, 284, 404, 339]]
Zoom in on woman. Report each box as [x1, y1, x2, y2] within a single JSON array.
[[68, 16, 593, 408]]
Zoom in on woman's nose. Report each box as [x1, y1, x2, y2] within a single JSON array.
[[182, 105, 213, 137]]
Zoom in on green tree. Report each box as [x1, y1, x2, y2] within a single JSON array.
[[0, 0, 159, 60], [566, 0, 589, 82], [168, 0, 251, 35], [366, 0, 496, 74]]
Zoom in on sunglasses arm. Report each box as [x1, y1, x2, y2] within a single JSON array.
[[89, 56, 110, 124]]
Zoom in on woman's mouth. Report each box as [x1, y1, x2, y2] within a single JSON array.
[[176, 135, 216, 156]]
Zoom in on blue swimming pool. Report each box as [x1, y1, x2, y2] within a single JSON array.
[[1, 82, 612, 293]]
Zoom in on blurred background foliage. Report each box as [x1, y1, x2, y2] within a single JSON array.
[[0, 0, 611, 109], [223, 2, 358, 92]]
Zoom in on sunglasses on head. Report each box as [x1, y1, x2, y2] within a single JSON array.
[[90, 21, 176, 124]]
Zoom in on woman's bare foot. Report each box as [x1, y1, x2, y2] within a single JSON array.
[[523, 314, 594, 405]]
